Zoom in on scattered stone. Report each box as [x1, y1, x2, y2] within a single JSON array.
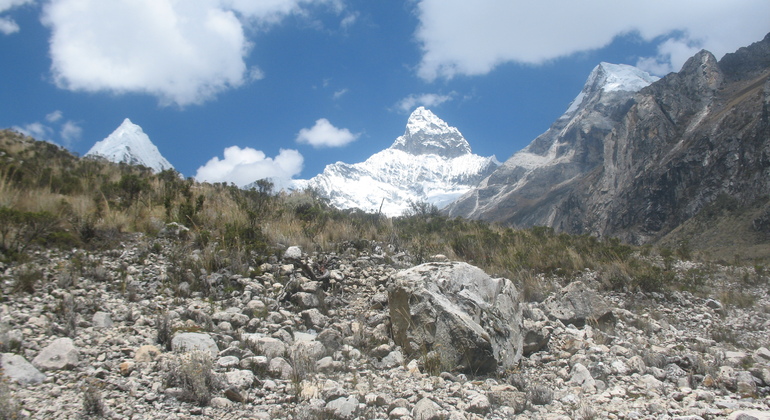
[[92, 311, 113, 328], [0, 353, 45, 385], [32, 337, 79, 371], [171, 332, 219, 358]]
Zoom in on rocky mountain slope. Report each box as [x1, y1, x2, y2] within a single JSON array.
[[1, 236, 769, 419], [292, 107, 498, 217], [446, 34, 770, 247], [444, 63, 658, 226], [85, 118, 174, 174]]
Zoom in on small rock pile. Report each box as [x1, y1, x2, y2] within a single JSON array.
[[0, 234, 769, 419]]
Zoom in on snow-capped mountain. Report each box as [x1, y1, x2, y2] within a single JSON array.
[[292, 107, 499, 217], [445, 62, 659, 224], [86, 118, 174, 174]]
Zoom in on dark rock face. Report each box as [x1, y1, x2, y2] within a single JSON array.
[[448, 33, 770, 245]]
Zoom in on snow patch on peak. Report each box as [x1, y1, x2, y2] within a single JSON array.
[[86, 119, 174, 174], [390, 107, 471, 158], [563, 63, 659, 117]]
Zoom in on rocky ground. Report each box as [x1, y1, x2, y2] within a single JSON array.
[[1, 233, 770, 420]]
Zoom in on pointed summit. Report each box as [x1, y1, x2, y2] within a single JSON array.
[[390, 107, 472, 158], [86, 119, 174, 173], [564, 63, 658, 116]]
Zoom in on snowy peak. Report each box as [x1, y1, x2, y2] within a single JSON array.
[[292, 107, 497, 216], [564, 63, 659, 115], [390, 107, 472, 158], [86, 118, 174, 174]]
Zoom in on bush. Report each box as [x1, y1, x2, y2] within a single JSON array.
[[528, 385, 553, 406], [166, 351, 221, 406], [82, 381, 105, 417]]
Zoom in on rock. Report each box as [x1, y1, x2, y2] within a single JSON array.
[[293, 292, 321, 309], [268, 357, 293, 379], [522, 319, 551, 356], [728, 411, 770, 420], [389, 406, 411, 419], [32, 337, 79, 371], [542, 281, 612, 327], [225, 370, 255, 390], [171, 333, 219, 358], [413, 397, 441, 420], [119, 361, 135, 376], [134, 345, 161, 362], [92, 311, 113, 328], [389, 262, 522, 374], [301, 308, 329, 328], [0, 353, 46, 385], [224, 387, 245, 403], [284, 246, 303, 260], [568, 363, 595, 389], [325, 396, 359, 419], [247, 335, 287, 359], [487, 388, 526, 413], [467, 393, 491, 414]]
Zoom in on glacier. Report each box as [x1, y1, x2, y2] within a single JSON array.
[[291, 107, 499, 217]]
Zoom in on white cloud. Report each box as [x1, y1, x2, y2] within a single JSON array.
[[636, 37, 705, 75], [0, 17, 19, 34], [60, 120, 82, 144], [0, 0, 33, 34], [41, 0, 338, 106], [414, 0, 770, 80], [46, 110, 63, 122], [396, 92, 455, 113], [332, 88, 348, 99], [296, 118, 359, 148], [13, 122, 53, 140], [195, 146, 304, 189]]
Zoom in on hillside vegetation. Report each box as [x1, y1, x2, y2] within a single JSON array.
[[0, 129, 765, 298]]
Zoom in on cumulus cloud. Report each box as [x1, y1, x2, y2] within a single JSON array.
[[41, 0, 339, 106], [296, 118, 359, 148], [0, 0, 33, 34], [195, 146, 304, 189], [396, 92, 455, 113], [414, 0, 770, 80]]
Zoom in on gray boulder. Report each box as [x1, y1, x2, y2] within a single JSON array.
[[389, 262, 522, 374], [32, 337, 79, 371], [542, 281, 612, 327], [1, 353, 46, 385], [171, 332, 219, 358]]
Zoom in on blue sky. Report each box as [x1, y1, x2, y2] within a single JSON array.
[[1, 0, 768, 186]]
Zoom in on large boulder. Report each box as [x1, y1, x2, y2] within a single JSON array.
[[388, 262, 522, 374]]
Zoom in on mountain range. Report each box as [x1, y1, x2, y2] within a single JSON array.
[[85, 33, 770, 254], [85, 118, 174, 174], [291, 107, 499, 217]]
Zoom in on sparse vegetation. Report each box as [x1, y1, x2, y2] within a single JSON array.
[[166, 351, 221, 406]]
